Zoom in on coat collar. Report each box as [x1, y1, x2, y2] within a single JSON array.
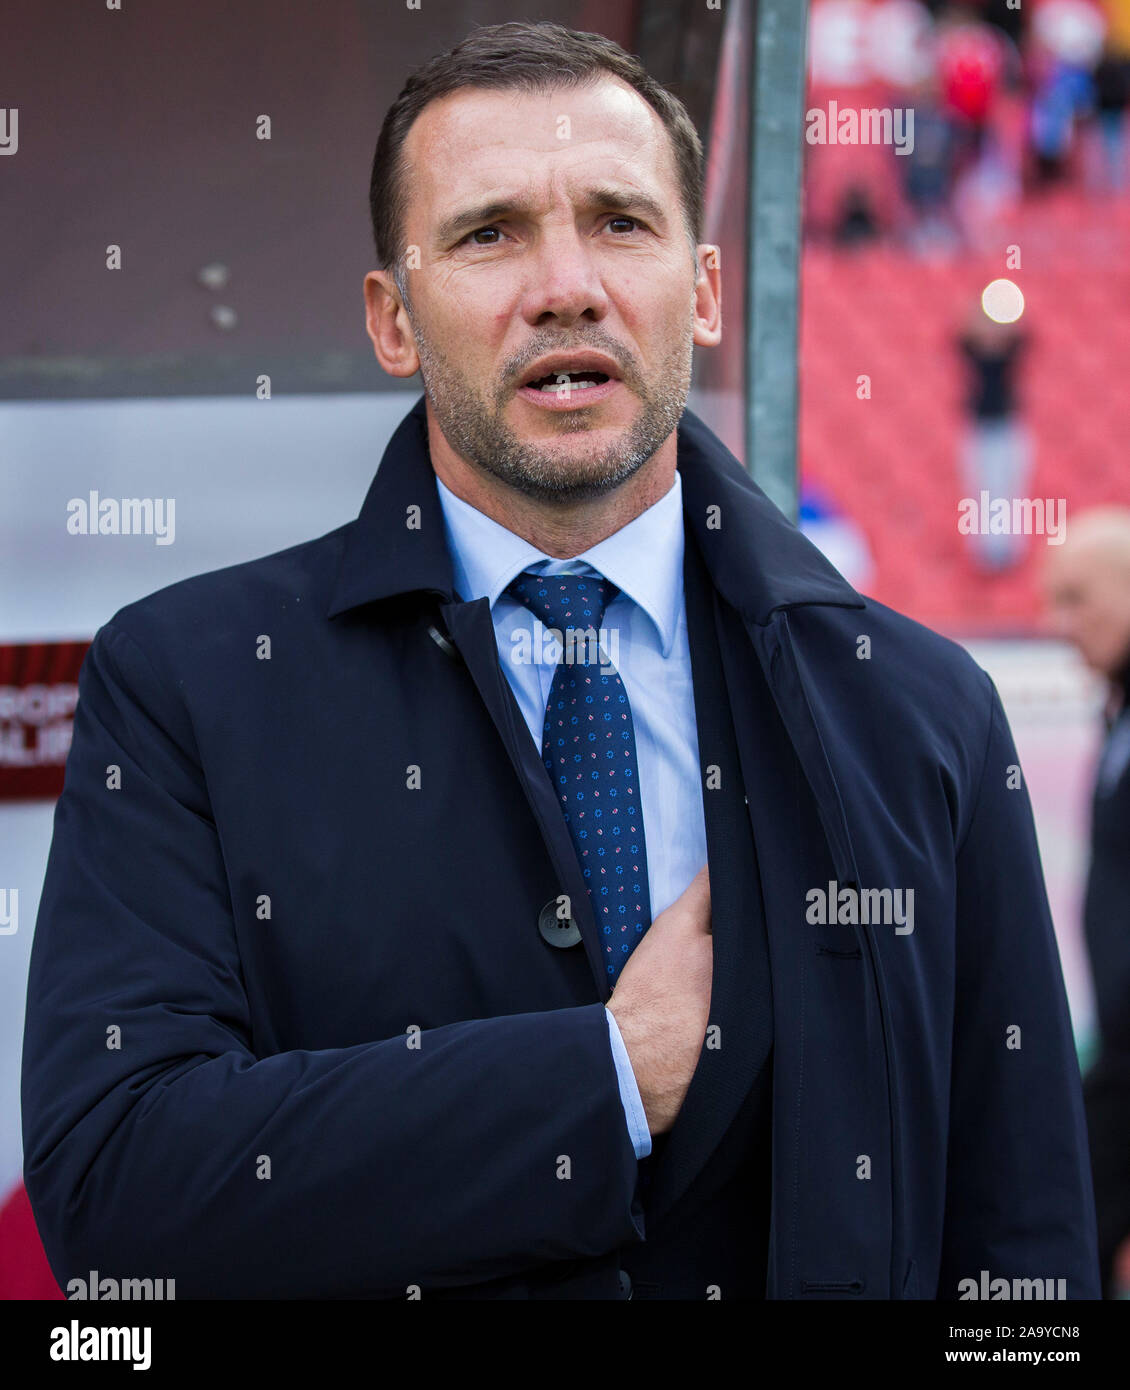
[[327, 393, 865, 624], [432, 467, 687, 659]]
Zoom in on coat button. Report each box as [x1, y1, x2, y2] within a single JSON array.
[[619, 1269, 633, 1299], [538, 899, 582, 948]]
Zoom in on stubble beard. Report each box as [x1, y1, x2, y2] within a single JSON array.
[[410, 312, 695, 504]]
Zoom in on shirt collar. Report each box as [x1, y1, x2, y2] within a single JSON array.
[[434, 470, 685, 658]]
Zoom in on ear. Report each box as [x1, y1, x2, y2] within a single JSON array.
[[692, 245, 722, 348], [363, 270, 420, 378]]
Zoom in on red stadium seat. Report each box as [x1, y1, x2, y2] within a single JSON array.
[[0, 1181, 63, 1300]]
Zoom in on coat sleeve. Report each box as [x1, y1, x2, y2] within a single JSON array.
[[938, 677, 1101, 1298], [21, 620, 644, 1298]]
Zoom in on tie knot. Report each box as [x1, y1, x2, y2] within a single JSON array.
[[506, 569, 618, 636]]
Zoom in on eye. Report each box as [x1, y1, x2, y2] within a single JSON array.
[[606, 216, 644, 234], [465, 226, 502, 246]]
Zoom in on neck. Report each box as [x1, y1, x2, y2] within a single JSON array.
[[427, 419, 678, 558]]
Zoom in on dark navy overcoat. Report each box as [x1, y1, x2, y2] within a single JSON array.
[[21, 396, 1100, 1298]]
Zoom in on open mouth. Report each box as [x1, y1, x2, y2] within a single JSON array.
[[523, 370, 612, 394]]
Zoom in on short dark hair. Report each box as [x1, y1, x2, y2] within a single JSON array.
[[369, 21, 705, 298]]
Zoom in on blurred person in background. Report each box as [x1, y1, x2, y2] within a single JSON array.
[[937, 3, 1008, 154], [1045, 506, 1130, 1297], [935, 4, 1022, 237], [900, 67, 964, 253], [833, 183, 882, 247], [956, 296, 1032, 571], [1091, 35, 1130, 191], [798, 483, 876, 592], [1025, 0, 1107, 183]]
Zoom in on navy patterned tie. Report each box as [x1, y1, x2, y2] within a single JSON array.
[[507, 569, 653, 982]]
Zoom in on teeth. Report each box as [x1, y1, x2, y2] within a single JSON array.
[[537, 378, 596, 392]]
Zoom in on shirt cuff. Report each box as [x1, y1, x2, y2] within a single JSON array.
[[605, 1007, 652, 1159]]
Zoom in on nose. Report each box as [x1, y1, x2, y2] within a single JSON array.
[[519, 225, 611, 329], [1047, 605, 1081, 649], [1048, 612, 1071, 642]]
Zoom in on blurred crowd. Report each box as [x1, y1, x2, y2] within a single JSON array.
[[805, 0, 1130, 252]]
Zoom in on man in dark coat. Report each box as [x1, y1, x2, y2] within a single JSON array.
[[1045, 507, 1130, 1298], [22, 21, 1099, 1300]]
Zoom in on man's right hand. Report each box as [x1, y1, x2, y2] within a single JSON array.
[[606, 864, 712, 1136]]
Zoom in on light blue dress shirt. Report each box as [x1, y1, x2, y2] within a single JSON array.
[[434, 468, 709, 1162]]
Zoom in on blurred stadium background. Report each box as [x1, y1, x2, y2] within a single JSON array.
[[2, 0, 1127, 1294]]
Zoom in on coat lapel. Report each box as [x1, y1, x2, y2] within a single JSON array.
[[327, 395, 613, 999], [438, 597, 612, 998], [645, 527, 775, 1226]]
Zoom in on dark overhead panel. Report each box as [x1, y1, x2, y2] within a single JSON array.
[[0, 0, 688, 399]]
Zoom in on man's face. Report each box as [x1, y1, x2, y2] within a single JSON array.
[[1044, 543, 1130, 677], [384, 77, 711, 503]]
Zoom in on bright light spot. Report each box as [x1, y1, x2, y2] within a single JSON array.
[[981, 279, 1025, 324]]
